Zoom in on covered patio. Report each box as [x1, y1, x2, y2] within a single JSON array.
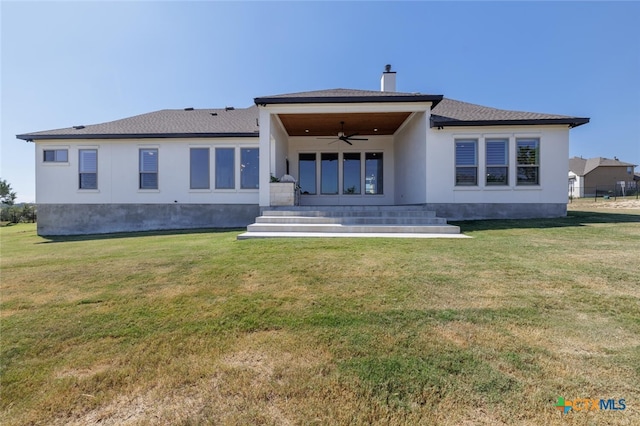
[[254, 89, 443, 208]]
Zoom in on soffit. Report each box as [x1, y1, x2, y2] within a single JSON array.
[[277, 112, 412, 137]]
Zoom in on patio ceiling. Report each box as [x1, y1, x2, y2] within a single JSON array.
[[277, 112, 412, 137]]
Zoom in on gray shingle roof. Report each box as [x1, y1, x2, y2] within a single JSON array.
[[569, 157, 588, 175], [254, 88, 443, 105], [569, 156, 637, 176], [431, 98, 589, 128], [17, 106, 260, 141], [17, 91, 590, 141]]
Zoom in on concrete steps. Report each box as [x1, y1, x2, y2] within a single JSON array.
[[237, 206, 463, 239]]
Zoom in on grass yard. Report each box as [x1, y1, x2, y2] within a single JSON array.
[[1, 205, 639, 425]]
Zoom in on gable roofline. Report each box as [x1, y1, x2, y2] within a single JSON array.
[[430, 117, 590, 128], [431, 98, 589, 129], [16, 132, 259, 142], [254, 88, 443, 107]]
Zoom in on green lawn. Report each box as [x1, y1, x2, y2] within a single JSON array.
[[1, 209, 639, 425]]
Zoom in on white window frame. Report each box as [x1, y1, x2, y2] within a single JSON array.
[[485, 139, 509, 186], [516, 138, 540, 186], [214, 147, 236, 190], [78, 148, 98, 190], [43, 148, 69, 164], [239, 146, 260, 191], [139, 148, 159, 190], [455, 139, 478, 186], [189, 147, 210, 190]]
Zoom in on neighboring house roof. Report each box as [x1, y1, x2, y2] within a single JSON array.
[[569, 156, 637, 176], [16, 106, 260, 141], [569, 157, 588, 176], [431, 98, 589, 128], [254, 88, 444, 106], [16, 89, 589, 141]]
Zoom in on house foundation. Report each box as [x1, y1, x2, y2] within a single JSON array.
[[36, 204, 260, 236]]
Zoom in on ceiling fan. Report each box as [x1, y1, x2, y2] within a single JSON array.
[[318, 121, 369, 145]]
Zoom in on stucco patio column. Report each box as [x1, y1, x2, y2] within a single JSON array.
[[258, 107, 271, 207]]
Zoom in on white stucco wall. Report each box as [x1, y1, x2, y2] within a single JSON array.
[[394, 112, 428, 204], [425, 126, 571, 204], [35, 137, 260, 204], [271, 115, 290, 179]]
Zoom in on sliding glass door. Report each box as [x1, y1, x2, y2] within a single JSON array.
[[321, 153, 339, 194], [365, 152, 383, 195], [299, 152, 383, 196], [298, 153, 316, 195]]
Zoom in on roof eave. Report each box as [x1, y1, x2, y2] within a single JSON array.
[[430, 117, 590, 128], [254, 95, 443, 107], [16, 132, 260, 142]]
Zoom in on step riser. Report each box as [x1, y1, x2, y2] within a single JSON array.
[[263, 211, 437, 218], [245, 206, 460, 237], [344, 218, 446, 225], [256, 217, 342, 224], [247, 224, 460, 234], [256, 217, 446, 225]]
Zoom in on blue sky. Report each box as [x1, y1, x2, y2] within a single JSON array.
[[2, 1, 639, 203]]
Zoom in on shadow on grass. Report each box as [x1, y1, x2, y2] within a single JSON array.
[[452, 210, 640, 232], [37, 227, 246, 244]]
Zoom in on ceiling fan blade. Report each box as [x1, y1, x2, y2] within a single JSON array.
[[344, 140, 353, 145], [346, 132, 359, 139], [347, 137, 368, 141], [327, 139, 340, 144]]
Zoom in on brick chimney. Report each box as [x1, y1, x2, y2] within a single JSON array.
[[380, 64, 396, 92]]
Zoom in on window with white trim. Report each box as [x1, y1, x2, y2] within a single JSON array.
[[516, 138, 540, 185], [455, 139, 477, 186], [43, 149, 68, 162], [485, 139, 508, 186], [215, 148, 235, 189], [240, 148, 259, 189], [139, 148, 158, 189], [190, 148, 210, 189], [78, 149, 97, 189]]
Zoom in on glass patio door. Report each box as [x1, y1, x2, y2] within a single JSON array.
[[298, 152, 383, 197]]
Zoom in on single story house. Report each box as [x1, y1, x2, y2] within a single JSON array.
[[568, 156, 637, 198], [17, 67, 589, 236]]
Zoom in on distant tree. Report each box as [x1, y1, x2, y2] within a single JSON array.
[[1, 179, 17, 205], [21, 204, 37, 223]]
